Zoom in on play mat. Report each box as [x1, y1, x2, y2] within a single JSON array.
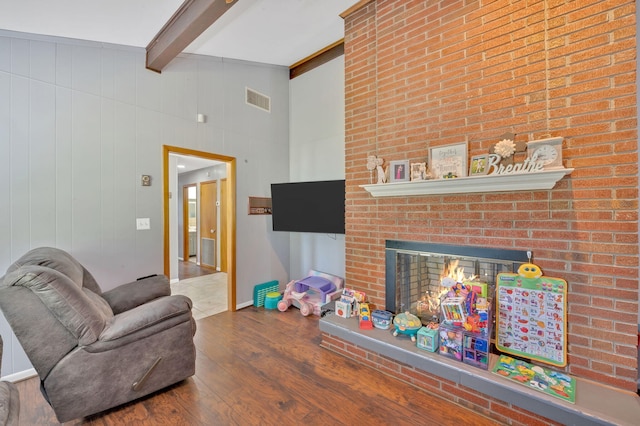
[[492, 355, 576, 404]]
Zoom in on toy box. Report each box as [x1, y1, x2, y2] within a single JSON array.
[[335, 300, 351, 318], [440, 296, 466, 326], [462, 330, 491, 369], [416, 324, 439, 352], [339, 288, 367, 316], [438, 323, 463, 361]]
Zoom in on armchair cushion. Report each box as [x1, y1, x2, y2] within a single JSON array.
[[5, 266, 111, 346], [100, 295, 192, 342], [101, 275, 171, 315], [6, 246, 102, 294]]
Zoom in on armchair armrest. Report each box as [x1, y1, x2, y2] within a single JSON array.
[[99, 295, 192, 342], [102, 275, 171, 314]]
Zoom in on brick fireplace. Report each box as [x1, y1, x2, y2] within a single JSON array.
[[341, 0, 638, 406]]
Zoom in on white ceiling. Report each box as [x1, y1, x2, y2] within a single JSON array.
[[172, 154, 222, 174], [0, 0, 360, 67]]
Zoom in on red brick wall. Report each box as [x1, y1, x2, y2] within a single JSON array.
[[343, 1, 638, 392]]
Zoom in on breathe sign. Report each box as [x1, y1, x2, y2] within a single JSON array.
[[486, 154, 544, 175]]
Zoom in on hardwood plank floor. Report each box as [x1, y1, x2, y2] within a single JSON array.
[[15, 308, 504, 425]]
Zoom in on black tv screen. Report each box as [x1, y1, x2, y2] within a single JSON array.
[[271, 180, 345, 234]]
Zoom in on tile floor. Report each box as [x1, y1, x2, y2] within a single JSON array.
[[171, 272, 228, 320]]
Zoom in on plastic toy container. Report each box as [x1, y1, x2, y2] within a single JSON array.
[[253, 280, 279, 307], [372, 310, 393, 329], [264, 292, 282, 309], [462, 330, 491, 369], [439, 323, 463, 361]]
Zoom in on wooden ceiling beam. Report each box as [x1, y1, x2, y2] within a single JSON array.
[[289, 40, 344, 79], [146, 0, 237, 73]]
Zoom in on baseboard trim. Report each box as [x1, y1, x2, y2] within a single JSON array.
[[2, 368, 37, 383], [236, 300, 253, 310]]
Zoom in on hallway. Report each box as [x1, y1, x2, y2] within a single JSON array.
[[172, 261, 228, 320]]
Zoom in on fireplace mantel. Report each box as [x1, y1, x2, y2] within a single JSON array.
[[360, 168, 573, 197]]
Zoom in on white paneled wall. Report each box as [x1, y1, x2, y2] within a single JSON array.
[[0, 30, 291, 375], [288, 56, 346, 280]]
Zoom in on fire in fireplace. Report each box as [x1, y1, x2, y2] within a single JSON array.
[[384, 241, 530, 323]]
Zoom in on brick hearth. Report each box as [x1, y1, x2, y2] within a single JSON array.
[[320, 313, 640, 426]]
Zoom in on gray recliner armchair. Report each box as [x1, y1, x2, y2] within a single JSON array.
[[0, 247, 196, 423], [0, 336, 19, 426]]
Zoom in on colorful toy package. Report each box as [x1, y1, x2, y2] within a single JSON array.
[[492, 354, 576, 403]]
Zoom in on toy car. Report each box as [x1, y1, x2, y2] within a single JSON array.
[[277, 280, 315, 316]]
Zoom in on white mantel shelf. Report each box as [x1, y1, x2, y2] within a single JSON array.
[[360, 168, 574, 197]]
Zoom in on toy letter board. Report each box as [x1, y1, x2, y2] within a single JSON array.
[[496, 272, 567, 367]]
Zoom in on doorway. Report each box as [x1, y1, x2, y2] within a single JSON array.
[[163, 145, 236, 313]]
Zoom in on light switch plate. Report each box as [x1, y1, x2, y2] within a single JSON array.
[[136, 218, 150, 230]]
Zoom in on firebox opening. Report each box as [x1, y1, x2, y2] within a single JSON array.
[[385, 240, 530, 323]]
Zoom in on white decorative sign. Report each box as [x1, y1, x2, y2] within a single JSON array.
[[486, 154, 544, 175], [429, 142, 468, 178]]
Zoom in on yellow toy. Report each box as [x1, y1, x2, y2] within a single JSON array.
[[517, 262, 542, 279]]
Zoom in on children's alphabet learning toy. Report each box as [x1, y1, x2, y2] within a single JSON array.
[[496, 262, 567, 367]]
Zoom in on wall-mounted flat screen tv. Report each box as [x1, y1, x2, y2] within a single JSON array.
[[271, 179, 345, 234]]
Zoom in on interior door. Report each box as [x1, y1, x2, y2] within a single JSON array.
[[182, 184, 196, 262], [200, 180, 217, 268], [220, 178, 228, 272]]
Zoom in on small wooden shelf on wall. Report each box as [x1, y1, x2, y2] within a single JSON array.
[[360, 168, 574, 197]]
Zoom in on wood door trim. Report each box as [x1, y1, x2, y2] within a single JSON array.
[[163, 145, 236, 311], [199, 180, 217, 269], [183, 184, 196, 264]]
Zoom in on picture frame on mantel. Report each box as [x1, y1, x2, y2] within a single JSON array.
[[469, 154, 489, 176], [410, 162, 427, 181], [389, 160, 410, 182], [430, 142, 468, 179]]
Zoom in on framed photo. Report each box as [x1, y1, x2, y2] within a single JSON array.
[[429, 142, 468, 179], [389, 160, 410, 182], [410, 162, 427, 181], [469, 154, 489, 176]]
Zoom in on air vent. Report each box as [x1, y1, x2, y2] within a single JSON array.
[[246, 87, 271, 112]]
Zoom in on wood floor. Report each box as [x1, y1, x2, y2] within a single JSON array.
[[178, 259, 217, 280], [15, 307, 503, 425]]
